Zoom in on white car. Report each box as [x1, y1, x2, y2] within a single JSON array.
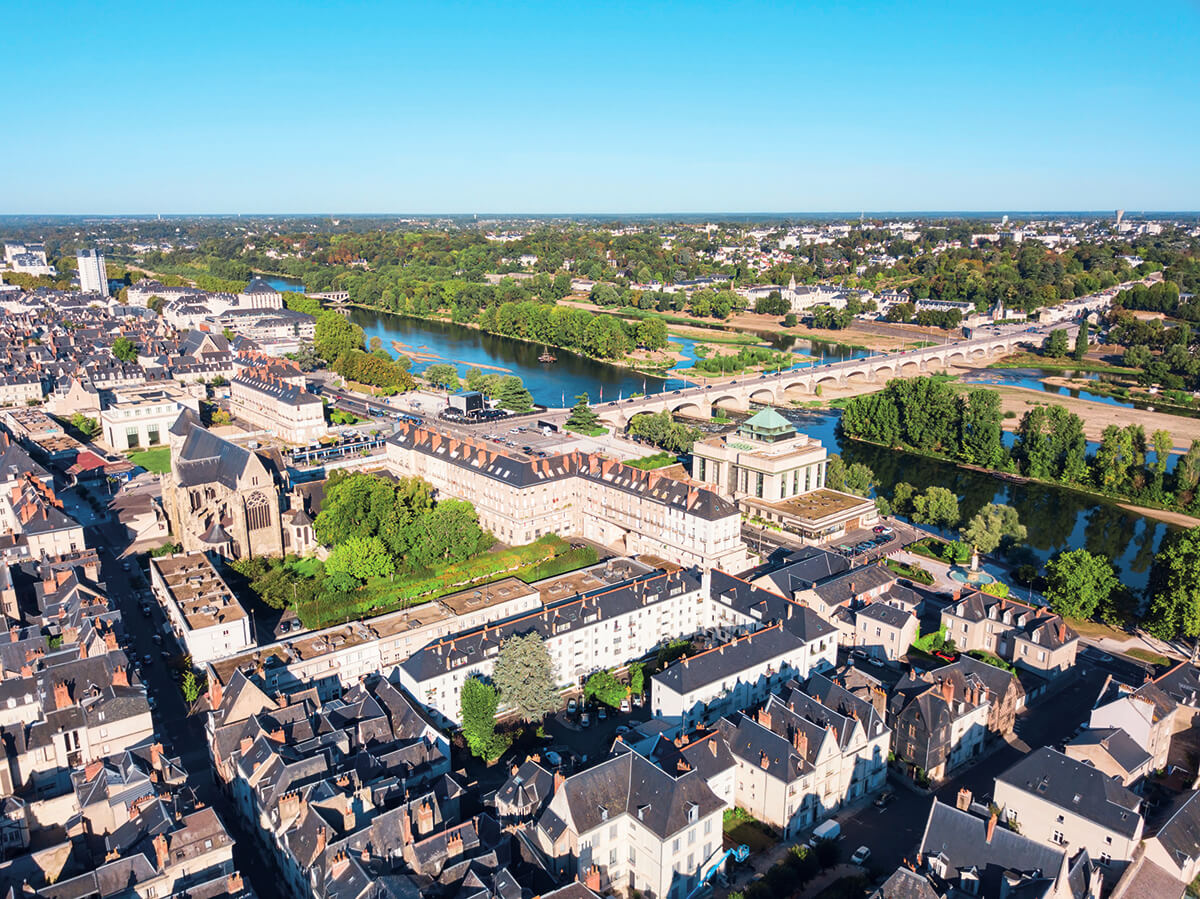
[[851, 846, 871, 865]]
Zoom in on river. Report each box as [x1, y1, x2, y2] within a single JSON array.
[[268, 276, 1174, 587], [712, 408, 1170, 591]]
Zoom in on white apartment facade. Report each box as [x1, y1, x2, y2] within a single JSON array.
[[76, 249, 108, 296], [149, 552, 254, 663], [101, 384, 201, 451]]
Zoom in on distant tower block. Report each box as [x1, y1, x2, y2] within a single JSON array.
[[1116, 209, 1125, 227]]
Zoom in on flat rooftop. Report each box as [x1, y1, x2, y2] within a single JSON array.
[[755, 488, 874, 523], [534, 557, 656, 605], [151, 552, 246, 630], [437, 577, 538, 616]]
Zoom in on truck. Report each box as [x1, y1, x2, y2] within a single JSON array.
[[807, 819, 840, 847]]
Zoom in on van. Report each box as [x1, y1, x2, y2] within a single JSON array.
[[807, 820, 840, 847]]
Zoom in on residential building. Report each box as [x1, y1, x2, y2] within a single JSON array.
[[76, 249, 108, 297], [399, 566, 706, 726], [534, 749, 726, 899], [1065, 728, 1153, 788], [717, 675, 889, 837], [230, 366, 325, 444], [918, 799, 1102, 899], [853, 601, 918, 660], [690, 408, 875, 542], [994, 747, 1144, 874], [1143, 789, 1200, 887], [149, 552, 254, 663], [888, 669, 991, 784], [1088, 675, 1178, 773], [651, 611, 837, 729], [941, 591, 1079, 675], [236, 278, 284, 310], [100, 383, 200, 451], [386, 423, 748, 571]]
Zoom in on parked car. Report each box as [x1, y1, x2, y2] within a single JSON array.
[[597, 706, 607, 721], [620, 698, 630, 713], [851, 846, 871, 865], [873, 790, 894, 808], [567, 698, 578, 715], [580, 711, 591, 727]]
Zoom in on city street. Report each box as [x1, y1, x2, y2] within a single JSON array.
[[85, 515, 284, 899]]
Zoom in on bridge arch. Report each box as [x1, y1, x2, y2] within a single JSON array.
[[670, 401, 706, 419], [748, 387, 777, 405], [711, 394, 744, 413]]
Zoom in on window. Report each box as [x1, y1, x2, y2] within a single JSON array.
[[126, 425, 141, 448], [1052, 830, 1065, 845], [245, 491, 272, 531], [147, 424, 161, 446]]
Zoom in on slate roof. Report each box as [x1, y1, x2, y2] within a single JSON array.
[[869, 867, 942, 899], [756, 545, 850, 596], [1067, 727, 1152, 777], [551, 750, 724, 841], [653, 622, 807, 696], [1153, 662, 1200, 709], [996, 747, 1142, 838], [810, 563, 897, 606], [1151, 789, 1200, 873], [708, 570, 838, 644], [858, 601, 913, 629], [919, 799, 1068, 896], [387, 423, 736, 521]]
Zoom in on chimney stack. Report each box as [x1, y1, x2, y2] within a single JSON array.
[[153, 832, 168, 871], [957, 788, 972, 811], [416, 802, 434, 836], [53, 680, 71, 710], [986, 811, 998, 844]]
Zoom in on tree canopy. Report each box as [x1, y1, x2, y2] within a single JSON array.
[[1044, 549, 1118, 621], [1144, 527, 1200, 643], [492, 633, 559, 722], [960, 503, 1026, 554]]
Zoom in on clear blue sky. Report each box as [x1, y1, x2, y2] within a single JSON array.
[[9, 1, 1200, 213]]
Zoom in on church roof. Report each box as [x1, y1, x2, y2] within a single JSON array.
[[199, 520, 232, 545]]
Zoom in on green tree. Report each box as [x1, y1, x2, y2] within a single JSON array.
[[1044, 549, 1118, 620], [1043, 329, 1069, 358], [181, 670, 201, 705], [959, 503, 1026, 554], [636, 316, 668, 349], [628, 662, 644, 696], [958, 389, 1005, 468], [494, 376, 534, 412], [566, 393, 600, 431], [583, 669, 627, 708], [460, 676, 508, 761], [1073, 322, 1089, 360], [70, 413, 99, 439], [111, 336, 138, 362], [1145, 527, 1200, 646], [891, 482, 917, 516], [412, 499, 492, 566], [1123, 344, 1152, 369], [492, 633, 559, 722], [423, 363, 460, 391], [911, 487, 960, 528], [325, 535, 395, 581], [315, 313, 365, 361]]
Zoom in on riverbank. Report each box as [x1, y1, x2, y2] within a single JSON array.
[[977, 382, 1200, 451], [844, 429, 1195, 525], [987, 352, 1138, 376]]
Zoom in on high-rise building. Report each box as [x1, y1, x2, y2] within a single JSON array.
[[76, 248, 108, 296]]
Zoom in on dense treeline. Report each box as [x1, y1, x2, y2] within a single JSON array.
[[841, 377, 1200, 512], [477, 301, 667, 359]]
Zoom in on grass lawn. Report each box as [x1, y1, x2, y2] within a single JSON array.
[[1064, 617, 1132, 641], [564, 424, 607, 437], [886, 558, 934, 585], [127, 446, 171, 473], [1125, 647, 1173, 667], [625, 452, 677, 470], [287, 557, 323, 578]]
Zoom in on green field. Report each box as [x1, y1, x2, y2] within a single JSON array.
[[127, 446, 171, 473]]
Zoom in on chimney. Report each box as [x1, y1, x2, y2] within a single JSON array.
[[511, 764, 520, 777], [957, 788, 972, 811], [446, 832, 464, 858], [280, 791, 301, 822], [584, 866, 602, 892], [112, 665, 128, 687], [416, 802, 434, 836], [986, 811, 998, 844], [53, 680, 71, 710], [1058, 621, 1067, 642], [941, 678, 954, 703], [676, 759, 690, 774], [554, 770, 565, 793], [708, 738, 717, 757], [227, 873, 243, 893], [84, 759, 103, 781], [239, 736, 253, 756], [756, 706, 772, 731], [330, 850, 350, 879], [153, 832, 169, 871], [759, 750, 770, 770], [150, 742, 163, 769], [103, 630, 117, 651], [269, 728, 284, 742], [8, 626, 16, 644], [792, 728, 808, 758], [315, 826, 327, 857], [209, 676, 223, 709]]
